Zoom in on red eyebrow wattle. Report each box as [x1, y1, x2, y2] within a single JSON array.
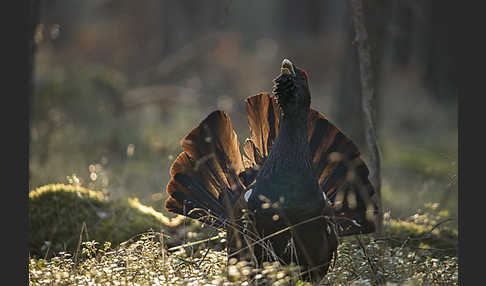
[[300, 70, 308, 79]]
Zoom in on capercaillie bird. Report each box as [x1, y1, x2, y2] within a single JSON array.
[[164, 59, 377, 281]]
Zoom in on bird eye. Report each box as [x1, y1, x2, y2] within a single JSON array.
[[300, 70, 308, 80]]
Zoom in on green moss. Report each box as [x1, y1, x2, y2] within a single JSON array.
[[29, 183, 184, 258], [384, 204, 458, 255]]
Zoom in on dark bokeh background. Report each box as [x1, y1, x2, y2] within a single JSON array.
[[29, 0, 457, 221]]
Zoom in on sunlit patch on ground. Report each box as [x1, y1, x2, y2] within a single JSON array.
[[29, 204, 458, 285]]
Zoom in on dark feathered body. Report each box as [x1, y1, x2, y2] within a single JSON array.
[[164, 59, 377, 282], [242, 70, 338, 280], [246, 168, 336, 280]]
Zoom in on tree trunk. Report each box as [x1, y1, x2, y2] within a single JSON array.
[[349, 0, 383, 235], [335, 10, 365, 150]]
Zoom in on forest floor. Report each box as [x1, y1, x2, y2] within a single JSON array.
[[29, 199, 457, 286]]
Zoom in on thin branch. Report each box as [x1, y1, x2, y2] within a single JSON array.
[[167, 233, 225, 252]]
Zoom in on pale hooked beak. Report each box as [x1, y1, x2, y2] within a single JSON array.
[[281, 58, 296, 76]]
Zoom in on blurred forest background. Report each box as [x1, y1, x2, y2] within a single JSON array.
[[29, 0, 457, 223]]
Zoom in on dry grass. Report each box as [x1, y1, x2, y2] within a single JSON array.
[[29, 205, 458, 286]]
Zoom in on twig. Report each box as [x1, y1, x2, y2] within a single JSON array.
[[74, 222, 88, 264], [355, 235, 385, 285], [395, 236, 411, 256], [422, 218, 453, 237], [167, 233, 225, 252], [197, 228, 221, 267]]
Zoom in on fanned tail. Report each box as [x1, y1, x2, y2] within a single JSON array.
[[165, 93, 377, 235], [242, 93, 377, 236], [164, 111, 246, 229], [308, 109, 377, 235]]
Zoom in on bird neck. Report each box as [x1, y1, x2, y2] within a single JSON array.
[[259, 109, 312, 178]]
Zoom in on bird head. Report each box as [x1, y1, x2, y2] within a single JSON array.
[[272, 58, 311, 119]]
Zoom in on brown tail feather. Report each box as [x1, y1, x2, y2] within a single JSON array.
[[242, 93, 377, 235], [164, 111, 246, 229], [308, 109, 377, 235], [245, 92, 280, 159], [240, 92, 280, 186]]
